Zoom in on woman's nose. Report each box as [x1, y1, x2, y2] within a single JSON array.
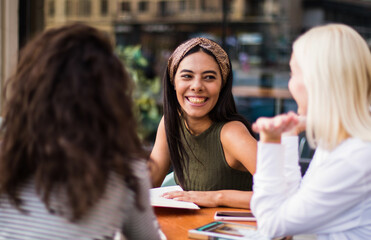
[[190, 77, 203, 92]]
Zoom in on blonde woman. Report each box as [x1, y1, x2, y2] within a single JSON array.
[[251, 24, 371, 239]]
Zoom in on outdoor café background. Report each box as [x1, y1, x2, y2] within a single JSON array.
[[1, 0, 370, 145]]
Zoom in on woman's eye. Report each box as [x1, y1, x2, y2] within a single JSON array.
[[181, 74, 192, 79], [205, 75, 216, 80]]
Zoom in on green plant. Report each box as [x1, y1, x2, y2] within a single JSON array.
[[115, 45, 162, 143]]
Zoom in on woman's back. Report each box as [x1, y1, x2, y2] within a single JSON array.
[[0, 161, 158, 240], [0, 23, 160, 240], [291, 137, 371, 238], [305, 138, 371, 238]]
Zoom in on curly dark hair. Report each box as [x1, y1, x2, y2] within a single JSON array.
[[0, 23, 146, 221]]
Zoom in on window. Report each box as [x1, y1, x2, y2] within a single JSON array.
[[179, 0, 186, 12], [48, 0, 55, 17], [189, 0, 195, 10], [65, 0, 72, 16], [79, 0, 91, 16], [121, 2, 130, 12], [159, 1, 177, 16], [101, 0, 108, 15], [138, 1, 149, 13], [201, 0, 206, 11], [201, 0, 218, 12], [159, 1, 166, 16]]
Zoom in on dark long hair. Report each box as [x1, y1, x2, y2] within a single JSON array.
[[0, 23, 146, 221], [163, 45, 254, 186]]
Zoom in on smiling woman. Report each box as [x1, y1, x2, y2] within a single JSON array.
[[174, 51, 222, 127], [149, 37, 258, 209]]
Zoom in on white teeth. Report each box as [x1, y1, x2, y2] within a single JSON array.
[[188, 97, 206, 104]]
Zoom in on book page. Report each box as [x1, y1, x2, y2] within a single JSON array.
[[150, 185, 200, 209]]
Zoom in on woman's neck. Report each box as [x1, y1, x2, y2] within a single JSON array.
[[184, 117, 213, 136], [337, 126, 350, 145]]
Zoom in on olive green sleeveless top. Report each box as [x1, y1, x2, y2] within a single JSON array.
[[175, 121, 253, 191]]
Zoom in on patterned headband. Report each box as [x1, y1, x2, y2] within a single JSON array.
[[168, 37, 230, 85]]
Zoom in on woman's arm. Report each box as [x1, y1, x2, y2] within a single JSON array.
[[149, 116, 171, 187], [251, 140, 371, 238], [162, 189, 253, 208], [281, 136, 302, 194], [253, 112, 305, 196], [220, 121, 257, 174]]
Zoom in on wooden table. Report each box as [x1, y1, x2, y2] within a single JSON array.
[[155, 207, 256, 240], [232, 86, 293, 114]]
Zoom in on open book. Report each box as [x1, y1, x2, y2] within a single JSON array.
[[150, 185, 200, 210]]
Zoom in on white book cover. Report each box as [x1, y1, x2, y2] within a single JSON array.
[[150, 185, 200, 210]]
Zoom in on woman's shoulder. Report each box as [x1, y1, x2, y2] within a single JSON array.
[[221, 120, 250, 135], [322, 138, 371, 170], [336, 138, 371, 154], [220, 120, 255, 144]]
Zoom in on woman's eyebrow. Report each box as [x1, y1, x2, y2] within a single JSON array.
[[179, 69, 217, 75], [179, 69, 193, 73], [203, 70, 217, 75]]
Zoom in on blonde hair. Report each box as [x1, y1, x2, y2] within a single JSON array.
[[293, 24, 371, 150]]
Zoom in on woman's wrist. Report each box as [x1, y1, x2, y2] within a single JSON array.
[[282, 129, 299, 137], [215, 191, 223, 206], [259, 133, 281, 143]]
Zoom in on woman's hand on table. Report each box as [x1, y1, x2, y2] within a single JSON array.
[[161, 190, 221, 207]]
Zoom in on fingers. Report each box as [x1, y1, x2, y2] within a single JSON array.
[[252, 117, 283, 133], [252, 117, 274, 133], [162, 191, 218, 207], [162, 191, 193, 202], [161, 191, 183, 199], [253, 113, 303, 142]]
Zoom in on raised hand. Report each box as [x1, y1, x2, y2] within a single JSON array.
[[252, 112, 306, 143]]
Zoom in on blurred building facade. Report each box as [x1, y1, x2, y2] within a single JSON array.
[[1, 0, 371, 115], [113, 0, 297, 74], [44, 0, 118, 41], [302, 0, 371, 39], [42, 0, 300, 73], [42, 0, 371, 75]]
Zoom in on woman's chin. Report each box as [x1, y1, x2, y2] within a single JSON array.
[[297, 107, 307, 116]]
